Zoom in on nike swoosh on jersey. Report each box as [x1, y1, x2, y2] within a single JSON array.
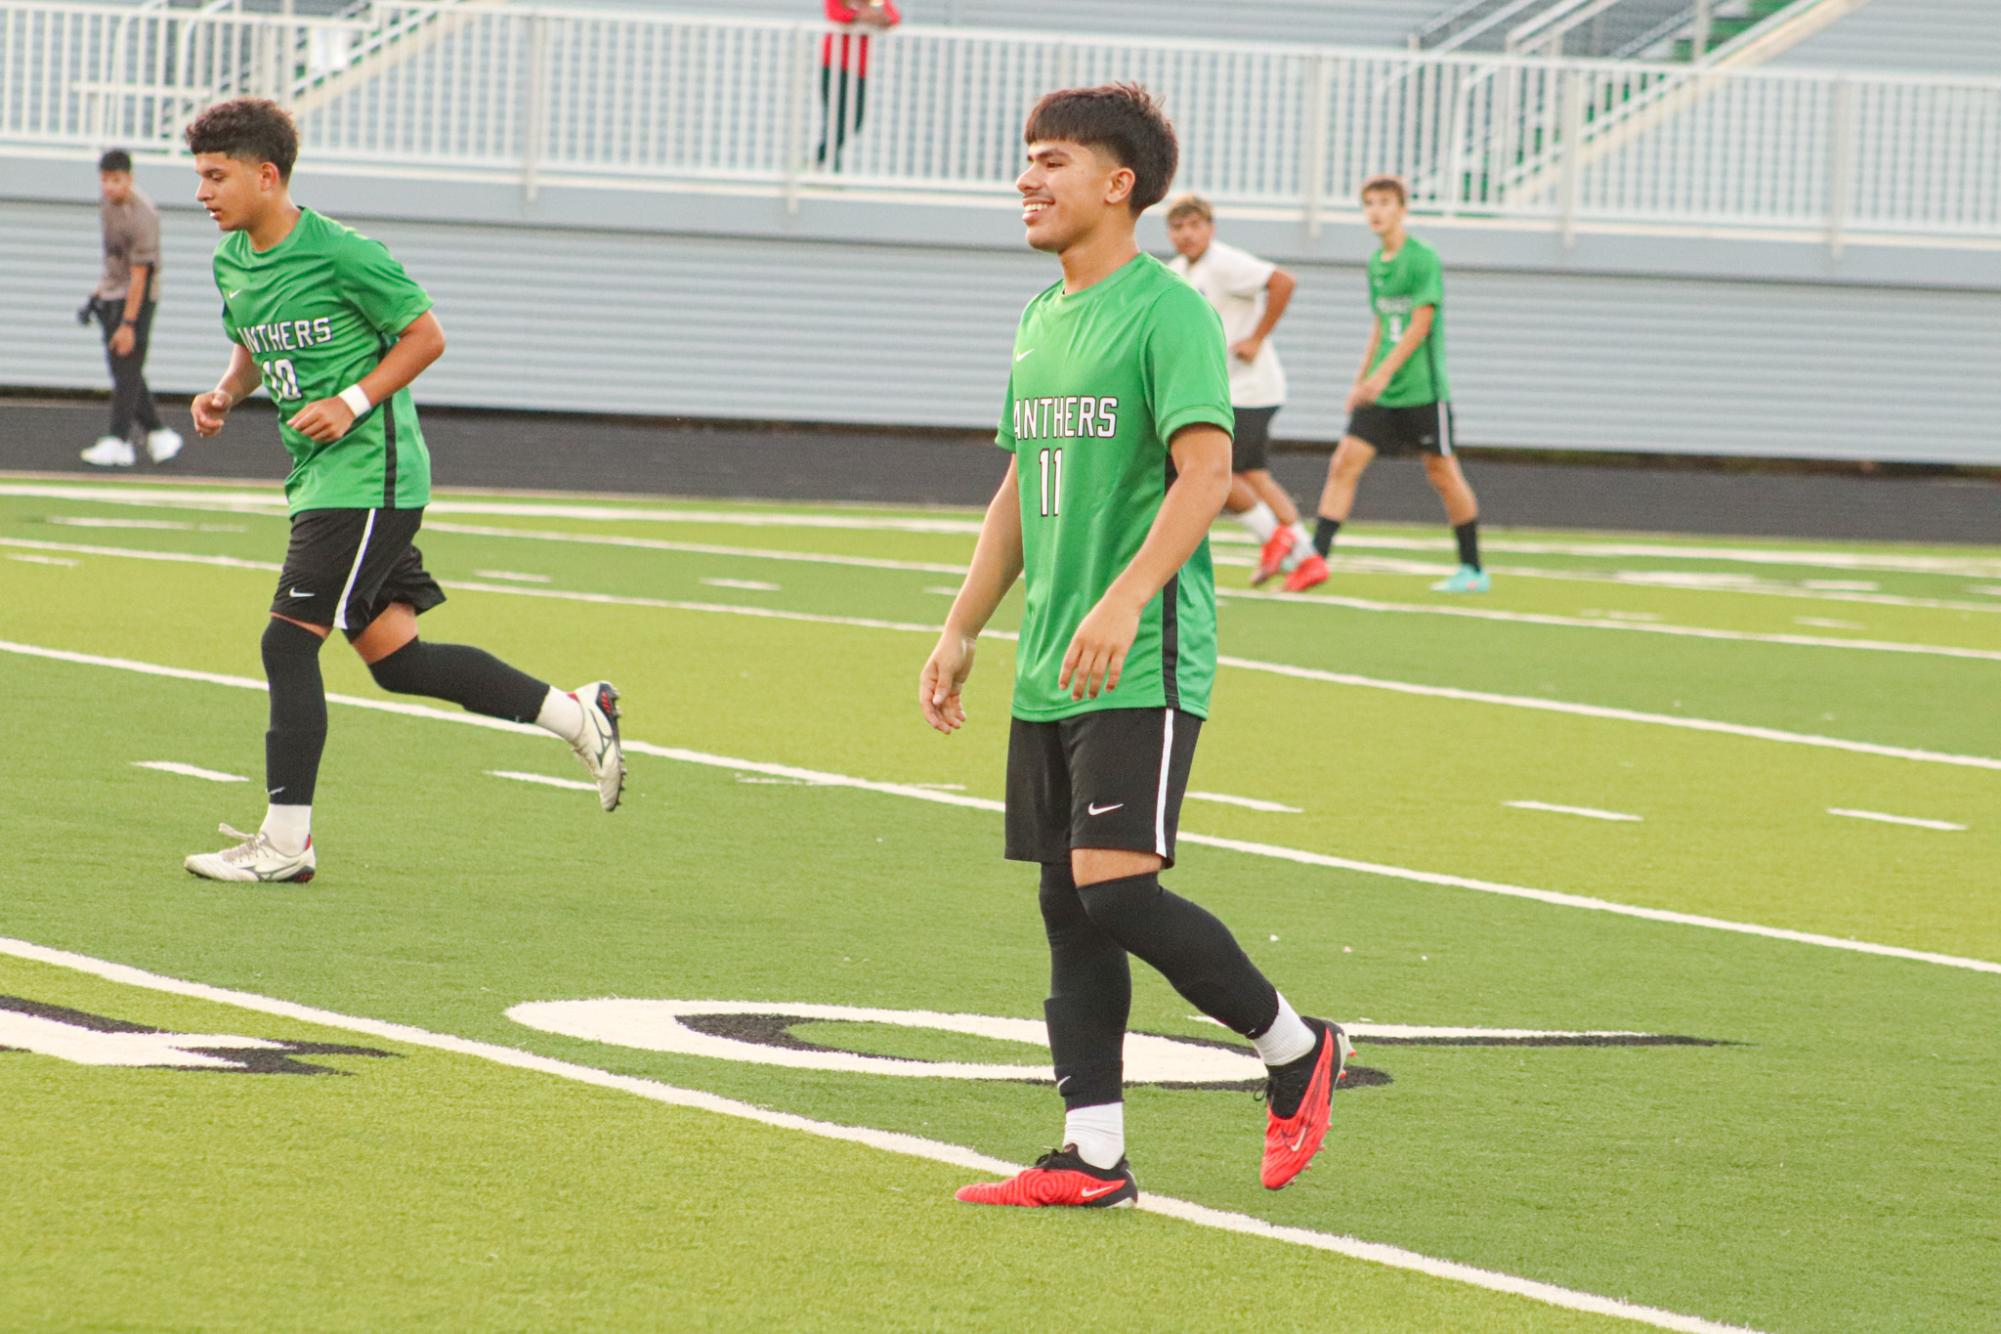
[[1015, 349, 1035, 362], [1087, 802, 1124, 816]]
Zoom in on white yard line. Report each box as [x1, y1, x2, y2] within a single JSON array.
[[132, 760, 249, 784], [0, 936, 1758, 1334], [471, 569, 553, 584], [1827, 808, 1968, 833], [489, 769, 598, 793], [3, 637, 1996, 979], [4, 538, 1998, 774], [1794, 617, 1864, 631], [701, 578, 782, 592], [1505, 801, 1644, 823], [1187, 791, 1303, 814], [14, 529, 1993, 666], [7, 553, 78, 567], [6, 482, 1996, 578], [48, 515, 245, 533]]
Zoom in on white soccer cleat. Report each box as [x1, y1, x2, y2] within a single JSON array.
[[81, 436, 136, 467], [568, 681, 626, 812], [184, 823, 317, 884], [146, 427, 185, 463]]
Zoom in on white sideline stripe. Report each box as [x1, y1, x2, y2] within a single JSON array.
[[489, 769, 598, 793], [701, 578, 782, 592], [1212, 654, 2001, 774], [7, 553, 78, 567], [471, 569, 552, 584], [1505, 801, 1644, 823], [3, 637, 1996, 980], [17, 527, 2001, 673], [1187, 791, 1303, 814], [132, 760, 249, 784], [422, 521, 968, 575], [1794, 617, 1864, 631], [0, 937, 1756, 1334], [4, 537, 1998, 774], [1827, 808, 1968, 833], [48, 516, 245, 533], [1212, 586, 2001, 665], [8, 482, 1994, 579]]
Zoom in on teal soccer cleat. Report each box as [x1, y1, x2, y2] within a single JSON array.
[[1431, 564, 1491, 594]]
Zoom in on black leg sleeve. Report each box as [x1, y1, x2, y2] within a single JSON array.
[[367, 639, 550, 725], [1078, 873, 1281, 1039], [1039, 863, 1130, 1109], [262, 618, 328, 807]]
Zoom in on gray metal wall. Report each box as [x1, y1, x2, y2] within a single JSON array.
[[1772, 0, 2001, 77], [7, 180, 1996, 465]]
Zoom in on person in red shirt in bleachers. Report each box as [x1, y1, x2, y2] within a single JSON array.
[[819, 0, 901, 170]]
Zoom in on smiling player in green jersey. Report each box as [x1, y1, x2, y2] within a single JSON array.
[[1312, 174, 1490, 594], [920, 84, 1350, 1210], [178, 99, 625, 885]]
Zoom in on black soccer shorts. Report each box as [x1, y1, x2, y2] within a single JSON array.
[[1004, 707, 1203, 867], [270, 506, 446, 640], [1346, 400, 1456, 457], [1230, 405, 1279, 473]]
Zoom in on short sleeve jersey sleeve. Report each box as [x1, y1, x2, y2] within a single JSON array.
[[127, 203, 161, 269], [1409, 244, 1444, 309], [337, 234, 434, 336], [1143, 282, 1235, 445], [1212, 242, 1274, 299], [995, 371, 1017, 452]]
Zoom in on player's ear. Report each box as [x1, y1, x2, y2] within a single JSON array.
[[1104, 165, 1136, 209]]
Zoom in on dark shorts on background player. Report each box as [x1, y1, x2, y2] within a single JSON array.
[[271, 507, 446, 639], [1346, 400, 1455, 457], [1231, 405, 1279, 473], [1005, 707, 1202, 867]]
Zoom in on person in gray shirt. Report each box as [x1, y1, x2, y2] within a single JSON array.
[[81, 149, 182, 466]]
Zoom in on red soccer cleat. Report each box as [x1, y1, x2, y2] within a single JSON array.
[[1253, 528, 1298, 586], [1260, 1020, 1353, 1190], [955, 1146, 1138, 1209], [1282, 553, 1330, 593]]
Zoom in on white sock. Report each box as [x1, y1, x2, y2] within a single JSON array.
[[1064, 1101, 1126, 1170], [534, 686, 585, 743], [1252, 994, 1317, 1067], [1234, 500, 1279, 543], [1284, 521, 1315, 569], [260, 804, 312, 855]]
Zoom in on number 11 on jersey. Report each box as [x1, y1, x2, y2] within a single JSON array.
[[1037, 447, 1062, 518]]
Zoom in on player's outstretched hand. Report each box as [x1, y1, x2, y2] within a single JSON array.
[[921, 631, 977, 734], [191, 389, 233, 437], [1060, 596, 1140, 702], [287, 396, 358, 444]]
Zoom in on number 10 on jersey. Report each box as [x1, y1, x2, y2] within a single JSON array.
[[1036, 447, 1062, 518]]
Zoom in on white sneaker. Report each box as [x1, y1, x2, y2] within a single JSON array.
[[184, 823, 317, 883], [146, 427, 184, 463], [81, 436, 136, 467], [568, 681, 626, 812]]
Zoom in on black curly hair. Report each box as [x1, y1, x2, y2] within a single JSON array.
[[184, 98, 299, 181]]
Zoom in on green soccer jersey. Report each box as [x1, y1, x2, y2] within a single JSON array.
[[1366, 234, 1450, 408], [996, 253, 1232, 723], [213, 207, 434, 514]]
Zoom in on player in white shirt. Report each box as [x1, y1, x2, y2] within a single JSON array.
[[1166, 195, 1327, 593]]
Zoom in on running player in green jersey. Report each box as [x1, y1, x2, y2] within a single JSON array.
[[920, 84, 1349, 1210], [178, 99, 625, 885], [1311, 175, 1490, 594]]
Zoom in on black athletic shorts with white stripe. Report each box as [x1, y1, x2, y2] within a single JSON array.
[[1346, 399, 1455, 457], [1004, 707, 1203, 868], [270, 506, 446, 640]]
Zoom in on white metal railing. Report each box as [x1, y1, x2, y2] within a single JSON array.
[[2, 0, 1997, 247]]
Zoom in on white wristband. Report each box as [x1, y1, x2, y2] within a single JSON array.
[[338, 384, 372, 416]]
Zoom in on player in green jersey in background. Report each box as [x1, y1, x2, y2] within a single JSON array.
[[178, 99, 625, 885], [1312, 174, 1490, 594], [920, 85, 1350, 1210]]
